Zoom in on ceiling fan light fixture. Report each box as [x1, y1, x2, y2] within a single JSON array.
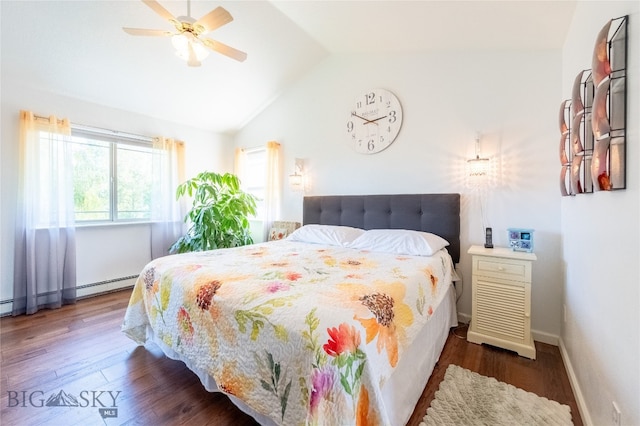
[[172, 32, 209, 62], [125, 1, 246, 64]]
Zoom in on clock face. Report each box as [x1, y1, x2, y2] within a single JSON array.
[[346, 88, 403, 154]]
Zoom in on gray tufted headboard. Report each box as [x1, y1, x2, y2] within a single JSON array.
[[303, 193, 460, 263]]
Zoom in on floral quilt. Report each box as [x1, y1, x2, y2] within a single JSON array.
[[122, 240, 454, 426]]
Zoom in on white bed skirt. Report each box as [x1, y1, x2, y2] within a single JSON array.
[[144, 284, 458, 426]]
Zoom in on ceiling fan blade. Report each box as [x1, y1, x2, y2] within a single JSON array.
[[202, 38, 247, 62], [123, 27, 173, 37], [187, 42, 201, 67], [142, 0, 177, 23], [194, 6, 233, 34]]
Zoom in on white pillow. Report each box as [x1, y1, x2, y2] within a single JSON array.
[[348, 229, 449, 256], [286, 224, 365, 246]]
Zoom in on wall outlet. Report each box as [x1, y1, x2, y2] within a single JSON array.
[[612, 401, 621, 426]]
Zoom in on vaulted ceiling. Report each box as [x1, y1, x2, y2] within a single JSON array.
[[1, 0, 576, 134]]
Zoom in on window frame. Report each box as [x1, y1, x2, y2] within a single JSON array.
[[70, 124, 154, 224]]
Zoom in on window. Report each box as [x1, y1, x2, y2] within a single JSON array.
[[242, 148, 267, 220], [69, 126, 153, 222]]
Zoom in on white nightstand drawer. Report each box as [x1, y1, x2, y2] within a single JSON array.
[[473, 256, 531, 283]]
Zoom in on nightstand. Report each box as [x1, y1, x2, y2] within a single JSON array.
[[467, 245, 537, 359]]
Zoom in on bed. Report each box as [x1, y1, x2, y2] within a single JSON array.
[[122, 193, 460, 425]]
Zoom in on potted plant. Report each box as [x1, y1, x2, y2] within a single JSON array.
[[170, 171, 258, 254]]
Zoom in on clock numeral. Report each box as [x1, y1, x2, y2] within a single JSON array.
[[347, 121, 354, 132], [348, 89, 401, 154], [365, 92, 376, 105]]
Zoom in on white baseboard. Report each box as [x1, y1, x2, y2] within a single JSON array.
[[531, 329, 559, 346], [559, 337, 593, 426], [457, 312, 471, 324], [0, 302, 12, 316]]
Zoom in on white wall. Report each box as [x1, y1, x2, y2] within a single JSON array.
[[234, 49, 565, 340], [560, 2, 639, 425], [0, 83, 234, 314]]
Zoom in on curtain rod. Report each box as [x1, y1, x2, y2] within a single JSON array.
[[71, 123, 153, 143], [33, 114, 67, 125], [242, 145, 266, 153], [33, 114, 152, 143]]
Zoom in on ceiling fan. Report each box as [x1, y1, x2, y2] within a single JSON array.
[[123, 0, 247, 67]]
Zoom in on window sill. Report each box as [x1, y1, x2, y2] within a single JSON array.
[[75, 221, 153, 229]]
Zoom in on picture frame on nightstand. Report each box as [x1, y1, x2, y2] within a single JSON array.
[[508, 228, 534, 252]]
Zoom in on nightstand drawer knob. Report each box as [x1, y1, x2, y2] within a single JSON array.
[[498, 266, 506, 271]]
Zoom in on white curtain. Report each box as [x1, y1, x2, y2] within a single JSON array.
[[234, 142, 282, 242], [234, 147, 247, 182], [150, 137, 185, 259], [13, 111, 76, 315], [263, 141, 281, 240]]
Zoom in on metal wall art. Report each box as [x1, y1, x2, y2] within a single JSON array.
[[559, 16, 627, 196]]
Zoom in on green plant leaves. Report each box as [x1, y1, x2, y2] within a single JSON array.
[[170, 171, 258, 254]]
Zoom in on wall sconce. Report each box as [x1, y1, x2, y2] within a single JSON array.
[[289, 158, 304, 191], [466, 133, 493, 189], [466, 133, 495, 244]]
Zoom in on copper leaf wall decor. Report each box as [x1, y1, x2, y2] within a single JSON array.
[[558, 16, 627, 196]]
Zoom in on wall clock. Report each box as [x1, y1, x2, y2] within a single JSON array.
[[346, 88, 403, 154]]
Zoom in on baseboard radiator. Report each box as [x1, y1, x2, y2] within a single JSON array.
[[76, 275, 138, 299], [0, 275, 138, 316]]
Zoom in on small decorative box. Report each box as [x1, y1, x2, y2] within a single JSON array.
[[508, 228, 534, 252]]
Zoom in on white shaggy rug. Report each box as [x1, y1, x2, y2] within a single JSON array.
[[421, 364, 573, 426]]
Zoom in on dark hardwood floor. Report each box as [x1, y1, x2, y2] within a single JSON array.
[[1, 289, 582, 426]]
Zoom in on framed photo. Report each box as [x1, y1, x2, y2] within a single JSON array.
[[269, 228, 288, 241], [508, 228, 534, 252]]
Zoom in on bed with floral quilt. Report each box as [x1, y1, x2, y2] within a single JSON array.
[[123, 193, 461, 425]]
